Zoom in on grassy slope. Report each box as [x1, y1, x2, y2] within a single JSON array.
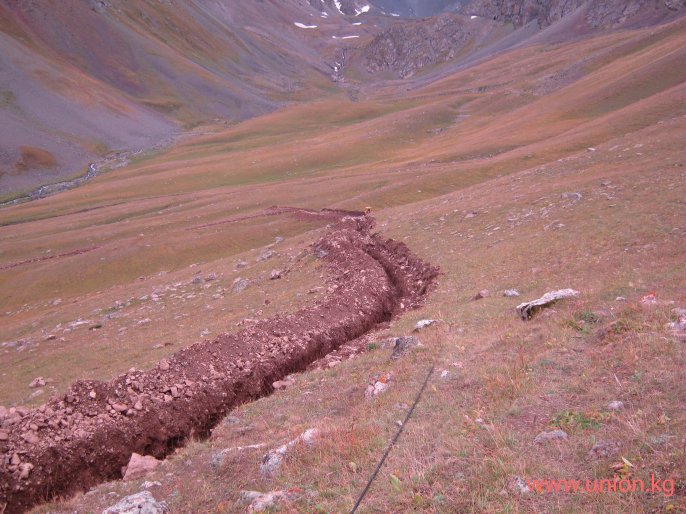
[[0, 16, 683, 513]]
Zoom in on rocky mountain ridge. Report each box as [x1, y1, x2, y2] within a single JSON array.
[[460, 0, 685, 28]]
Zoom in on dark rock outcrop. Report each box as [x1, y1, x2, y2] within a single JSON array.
[[362, 13, 496, 77], [460, 0, 685, 29]]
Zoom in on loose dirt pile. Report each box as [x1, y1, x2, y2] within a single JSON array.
[[0, 212, 438, 513]]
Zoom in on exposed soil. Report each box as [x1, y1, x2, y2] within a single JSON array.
[[190, 206, 364, 231], [0, 211, 438, 513], [0, 246, 101, 272]]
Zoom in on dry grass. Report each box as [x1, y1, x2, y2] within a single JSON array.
[[1, 16, 685, 514]]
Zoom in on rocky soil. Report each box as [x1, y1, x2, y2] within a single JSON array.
[[0, 212, 438, 513]]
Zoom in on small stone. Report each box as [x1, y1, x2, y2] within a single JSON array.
[[134, 401, 144, 411], [141, 481, 162, 489], [89, 390, 97, 399], [640, 293, 658, 306], [365, 372, 393, 398], [235, 260, 247, 269], [233, 278, 249, 293], [256, 250, 274, 262], [269, 269, 282, 280], [615, 296, 626, 302], [260, 429, 318, 477], [327, 360, 339, 368], [191, 276, 202, 285], [503, 289, 520, 298], [391, 336, 421, 358], [561, 192, 582, 201], [473, 289, 490, 300], [440, 370, 450, 379], [19, 462, 34, 479], [510, 476, 530, 495], [588, 440, 621, 459], [534, 429, 568, 444], [112, 403, 128, 413], [272, 379, 295, 390], [607, 401, 624, 411], [158, 359, 170, 371], [21, 432, 39, 444], [413, 319, 436, 331], [102, 491, 168, 514], [210, 450, 228, 469], [205, 273, 218, 282], [29, 377, 46, 388], [517, 289, 580, 320], [240, 489, 300, 513], [0, 431, 8, 441], [123, 453, 162, 480]]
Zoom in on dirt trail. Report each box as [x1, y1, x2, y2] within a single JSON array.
[[189, 205, 363, 230], [0, 212, 438, 513], [0, 246, 101, 272]]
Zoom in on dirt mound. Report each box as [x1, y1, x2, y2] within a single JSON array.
[[0, 213, 438, 513]]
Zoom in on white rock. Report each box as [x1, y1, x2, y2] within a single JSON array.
[[102, 491, 168, 514], [123, 453, 161, 481], [511, 476, 530, 494], [534, 429, 568, 444], [29, 377, 46, 388], [240, 490, 300, 513], [607, 401, 624, 411], [260, 428, 319, 476], [414, 319, 436, 331], [516, 289, 580, 319]]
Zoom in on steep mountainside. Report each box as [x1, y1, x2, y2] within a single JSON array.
[[460, 0, 685, 28], [353, 0, 685, 79], [1, 0, 684, 199], [360, 13, 501, 78], [0, 0, 364, 197], [368, 0, 466, 17]]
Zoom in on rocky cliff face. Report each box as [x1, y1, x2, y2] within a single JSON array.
[[368, 0, 466, 17], [460, 0, 685, 29], [309, 0, 374, 16], [359, 0, 685, 79], [362, 13, 496, 78]]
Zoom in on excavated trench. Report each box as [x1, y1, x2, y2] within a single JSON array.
[[0, 212, 438, 513]]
